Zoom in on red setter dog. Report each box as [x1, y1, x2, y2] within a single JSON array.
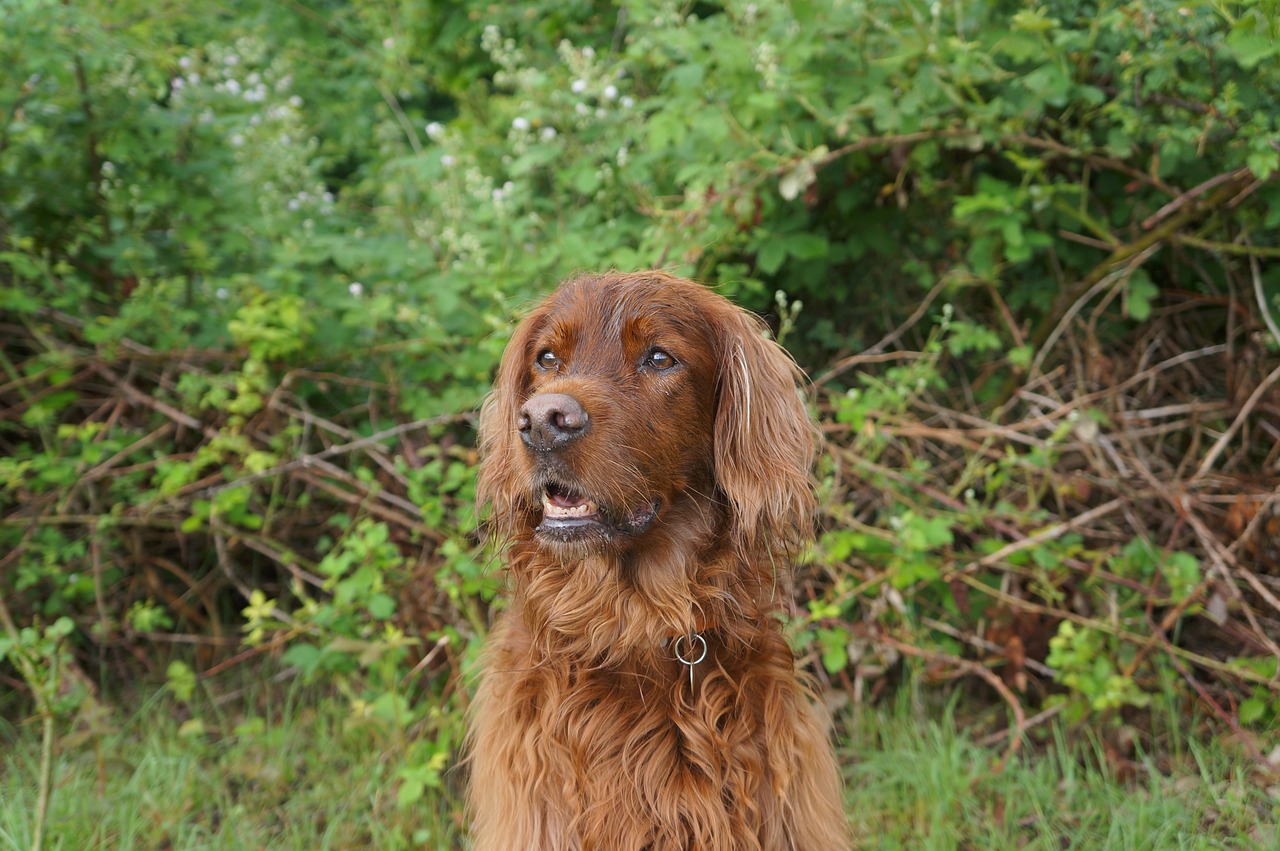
[[469, 271, 849, 850]]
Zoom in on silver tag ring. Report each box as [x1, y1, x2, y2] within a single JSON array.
[[672, 633, 707, 666]]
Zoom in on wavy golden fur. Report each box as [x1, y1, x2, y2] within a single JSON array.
[[469, 271, 849, 850]]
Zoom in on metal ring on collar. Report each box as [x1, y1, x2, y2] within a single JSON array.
[[672, 632, 707, 666]]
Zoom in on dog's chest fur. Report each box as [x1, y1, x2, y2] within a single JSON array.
[[471, 612, 802, 851]]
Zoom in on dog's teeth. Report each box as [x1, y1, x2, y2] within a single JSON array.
[[541, 494, 597, 518]]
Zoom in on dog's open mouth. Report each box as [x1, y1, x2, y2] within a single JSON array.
[[535, 481, 659, 541], [541, 483, 600, 524]]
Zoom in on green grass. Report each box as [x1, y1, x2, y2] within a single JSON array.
[[0, 686, 464, 850], [842, 698, 1277, 849], [1, 686, 1275, 849]]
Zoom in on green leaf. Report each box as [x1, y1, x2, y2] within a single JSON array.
[[1247, 146, 1279, 182], [786, 233, 830, 260], [368, 593, 397, 620], [397, 777, 425, 808], [282, 643, 322, 675], [166, 660, 197, 702], [1227, 29, 1278, 70], [1126, 272, 1159, 322], [668, 62, 706, 90], [817, 627, 849, 674], [756, 236, 788, 275], [1239, 696, 1266, 725]]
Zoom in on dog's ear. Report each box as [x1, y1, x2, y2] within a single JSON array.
[[477, 305, 546, 531], [712, 305, 818, 554]]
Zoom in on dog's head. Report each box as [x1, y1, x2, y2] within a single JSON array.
[[478, 271, 816, 562]]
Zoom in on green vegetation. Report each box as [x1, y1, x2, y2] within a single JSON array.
[[2, 0, 1279, 844], [1, 683, 1273, 850]]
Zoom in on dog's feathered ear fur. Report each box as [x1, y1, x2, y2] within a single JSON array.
[[712, 305, 818, 555], [477, 305, 547, 535]]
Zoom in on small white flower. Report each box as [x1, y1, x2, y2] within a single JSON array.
[[540, 126, 557, 141], [512, 116, 530, 131], [101, 161, 115, 175], [171, 77, 184, 90], [288, 95, 303, 107], [230, 134, 244, 147], [603, 84, 618, 100], [225, 79, 241, 95], [441, 154, 456, 167], [383, 37, 394, 48], [575, 102, 589, 115], [571, 79, 587, 93], [215, 287, 229, 299], [287, 198, 302, 211], [582, 46, 595, 59], [224, 54, 239, 66], [621, 95, 635, 108], [491, 187, 505, 201], [349, 282, 364, 297], [425, 121, 444, 140], [178, 56, 192, 69], [187, 73, 201, 85]]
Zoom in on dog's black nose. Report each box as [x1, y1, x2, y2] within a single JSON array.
[[519, 393, 590, 451]]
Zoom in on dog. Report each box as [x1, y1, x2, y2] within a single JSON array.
[[468, 271, 849, 850]]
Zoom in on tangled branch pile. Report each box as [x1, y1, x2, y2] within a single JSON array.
[[806, 246, 1279, 758]]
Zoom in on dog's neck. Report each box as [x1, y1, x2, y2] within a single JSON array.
[[506, 544, 775, 669]]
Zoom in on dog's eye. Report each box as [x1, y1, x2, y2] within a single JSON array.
[[645, 349, 676, 371], [537, 350, 560, 370]]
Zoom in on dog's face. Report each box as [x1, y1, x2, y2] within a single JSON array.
[[484, 275, 721, 555], [479, 271, 816, 562]]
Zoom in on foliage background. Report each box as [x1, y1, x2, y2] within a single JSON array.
[[2, 0, 1279, 844]]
